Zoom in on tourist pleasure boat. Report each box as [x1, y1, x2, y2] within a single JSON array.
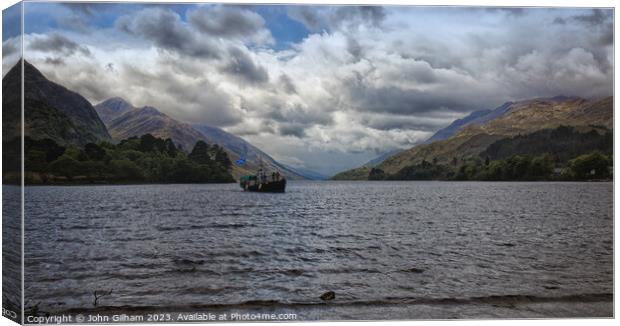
[[239, 168, 286, 193]]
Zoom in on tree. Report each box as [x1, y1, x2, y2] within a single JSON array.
[[368, 168, 386, 180], [530, 154, 553, 180], [21, 135, 235, 184], [138, 134, 158, 152], [84, 143, 106, 161], [81, 161, 108, 181], [25, 150, 47, 172], [189, 141, 212, 164], [505, 155, 531, 180], [214, 147, 232, 170], [486, 160, 506, 181], [64, 146, 88, 161], [569, 151, 611, 180], [24, 137, 65, 162], [164, 138, 178, 157], [109, 160, 144, 181], [49, 156, 83, 180]]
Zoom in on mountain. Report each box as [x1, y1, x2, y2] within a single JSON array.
[[363, 149, 402, 167], [95, 98, 310, 180], [423, 101, 514, 144], [281, 164, 328, 180], [333, 96, 613, 180], [192, 124, 319, 180], [102, 103, 206, 152], [93, 97, 134, 124], [2, 60, 111, 146]]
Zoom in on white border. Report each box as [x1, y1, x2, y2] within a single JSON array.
[[0, 1, 616, 326]]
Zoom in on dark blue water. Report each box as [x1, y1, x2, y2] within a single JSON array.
[[21, 181, 613, 319]]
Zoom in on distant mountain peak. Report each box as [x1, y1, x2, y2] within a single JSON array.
[[95, 97, 136, 124], [98, 97, 133, 107], [138, 106, 165, 116]]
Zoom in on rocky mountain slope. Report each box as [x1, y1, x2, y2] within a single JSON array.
[[3, 60, 111, 146], [423, 101, 514, 144], [95, 98, 309, 180], [102, 103, 206, 152], [94, 97, 134, 124], [192, 124, 321, 180], [332, 96, 613, 180]]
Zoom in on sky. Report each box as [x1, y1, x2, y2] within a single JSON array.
[[2, 2, 614, 176]]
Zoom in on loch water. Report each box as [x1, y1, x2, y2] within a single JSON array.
[[17, 181, 613, 319]]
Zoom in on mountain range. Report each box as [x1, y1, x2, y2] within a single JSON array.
[[94, 97, 318, 180], [332, 96, 613, 180], [5, 60, 320, 180], [5, 60, 612, 182]]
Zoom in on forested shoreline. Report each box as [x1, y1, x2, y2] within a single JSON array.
[[3, 134, 235, 185], [364, 126, 613, 182]]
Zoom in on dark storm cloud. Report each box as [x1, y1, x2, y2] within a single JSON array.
[[278, 123, 307, 138], [288, 6, 385, 31], [221, 47, 269, 85], [573, 9, 612, 26], [335, 6, 385, 28], [554, 9, 612, 27], [57, 3, 114, 33], [552, 17, 566, 25], [116, 7, 221, 59], [345, 84, 471, 115], [264, 102, 333, 126], [599, 23, 613, 45], [278, 74, 297, 94], [60, 3, 97, 16], [44, 57, 65, 66], [346, 37, 363, 61], [484, 7, 525, 16], [287, 6, 321, 30], [28, 33, 90, 56], [187, 5, 266, 38]]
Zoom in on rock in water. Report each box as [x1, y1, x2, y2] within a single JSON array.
[[320, 291, 335, 301]]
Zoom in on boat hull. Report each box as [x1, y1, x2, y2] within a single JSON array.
[[242, 179, 286, 193]]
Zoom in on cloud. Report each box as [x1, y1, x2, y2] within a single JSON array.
[[287, 6, 386, 32], [221, 47, 269, 85], [2, 37, 19, 57], [278, 123, 307, 138], [115, 6, 272, 85], [44, 57, 65, 65], [60, 3, 97, 16], [187, 5, 273, 44], [56, 2, 112, 33], [573, 9, 612, 26], [27, 33, 91, 56], [2, 37, 21, 76], [484, 7, 525, 16], [278, 74, 297, 94], [116, 7, 222, 59]]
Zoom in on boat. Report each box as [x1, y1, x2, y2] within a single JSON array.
[[239, 169, 286, 193]]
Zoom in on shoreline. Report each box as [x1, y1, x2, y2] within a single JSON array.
[[3, 179, 613, 187], [28, 293, 613, 322]]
